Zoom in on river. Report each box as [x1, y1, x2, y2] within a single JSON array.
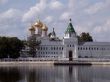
[[0, 65, 110, 82]]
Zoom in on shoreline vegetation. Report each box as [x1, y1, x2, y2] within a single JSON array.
[[0, 36, 24, 59]]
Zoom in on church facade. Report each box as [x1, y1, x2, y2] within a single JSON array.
[[24, 19, 110, 60]]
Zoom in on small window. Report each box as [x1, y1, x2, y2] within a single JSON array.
[[56, 47, 58, 50], [59, 47, 61, 50], [54, 47, 55, 50], [97, 48, 98, 50], [94, 47, 96, 50], [41, 47, 42, 50], [51, 47, 53, 50]]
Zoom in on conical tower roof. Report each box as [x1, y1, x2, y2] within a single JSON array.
[[65, 19, 76, 34]]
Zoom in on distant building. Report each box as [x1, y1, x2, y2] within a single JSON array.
[[22, 19, 110, 60]]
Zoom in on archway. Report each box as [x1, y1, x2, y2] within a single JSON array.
[[69, 51, 73, 61]]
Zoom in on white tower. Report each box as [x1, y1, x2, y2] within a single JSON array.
[[63, 19, 78, 60]]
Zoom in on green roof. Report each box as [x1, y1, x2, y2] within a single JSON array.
[[65, 20, 76, 33]]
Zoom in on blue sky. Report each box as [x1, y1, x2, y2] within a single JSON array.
[[0, 0, 110, 41]]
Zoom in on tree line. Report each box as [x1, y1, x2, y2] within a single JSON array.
[[0, 36, 24, 58]]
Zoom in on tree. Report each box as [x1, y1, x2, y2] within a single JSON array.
[[78, 32, 93, 42], [27, 35, 41, 57], [0, 36, 24, 58]]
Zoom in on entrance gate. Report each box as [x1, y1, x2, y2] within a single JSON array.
[[69, 51, 73, 61]]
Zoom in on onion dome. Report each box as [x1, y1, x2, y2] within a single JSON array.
[[65, 19, 76, 34], [29, 25, 35, 31], [34, 20, 43, 28], [42, 24, 48, 31]]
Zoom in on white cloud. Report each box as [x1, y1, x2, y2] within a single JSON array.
[[0, 8, 22, 25], [0, 8, 23, 38], [44, 16, 53, 24], [49, 0, 63, 10], [60, 12, 71, 21], [22, 0, 47, 22], [0, 0, 8, 4], [0, 0, 110, 41], [85, 1, 108, 15], [0, 8, 21, 19]]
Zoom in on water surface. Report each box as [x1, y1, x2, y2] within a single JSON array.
[[0, 65, 110, 82]]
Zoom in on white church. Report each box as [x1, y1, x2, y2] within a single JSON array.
[[24, 19, 110, 61]]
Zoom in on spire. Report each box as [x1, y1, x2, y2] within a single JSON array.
[[50, 28, 56, 39], [69, 18, 72, 22], [52, 28, 56, 36], [53, 28, 54, 32]]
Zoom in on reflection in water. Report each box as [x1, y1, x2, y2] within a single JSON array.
[[0, 67, 22, 82], [0, 65, 110, 82]]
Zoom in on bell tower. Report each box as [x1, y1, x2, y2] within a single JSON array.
[[63, 19, 78, 60]]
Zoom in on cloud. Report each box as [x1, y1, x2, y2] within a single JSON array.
[[0, 0, 110, 41], [0, 8, 24, 38], [44, 16, 53, 24], [22, 0, 47, 22], [85, 2, 104, 14], [0, 0, 8, 4], [49, 0, 64, 10], [60, 12, 71, 21]]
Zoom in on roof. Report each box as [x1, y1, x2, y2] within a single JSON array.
[[29, 26, 35, 31], [79, 42, 110, 46], [65, 19, 76, 33]]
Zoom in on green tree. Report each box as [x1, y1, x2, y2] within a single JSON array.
[[0, 36, 24, 58], [78, 32, 93, 42], [27, 35, 41, 57]]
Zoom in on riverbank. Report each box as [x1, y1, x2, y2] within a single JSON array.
[[1, 61, 110, 66], [0, 58, 110, 66], [0, 61, 54, 66]]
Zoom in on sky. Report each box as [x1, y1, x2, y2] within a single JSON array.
[[0, 0, 110, 41]]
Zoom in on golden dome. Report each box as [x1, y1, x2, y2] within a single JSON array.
[[34, 20, 43, 28], [42, 24, 48, 31], [29, 25, 35, 31]]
